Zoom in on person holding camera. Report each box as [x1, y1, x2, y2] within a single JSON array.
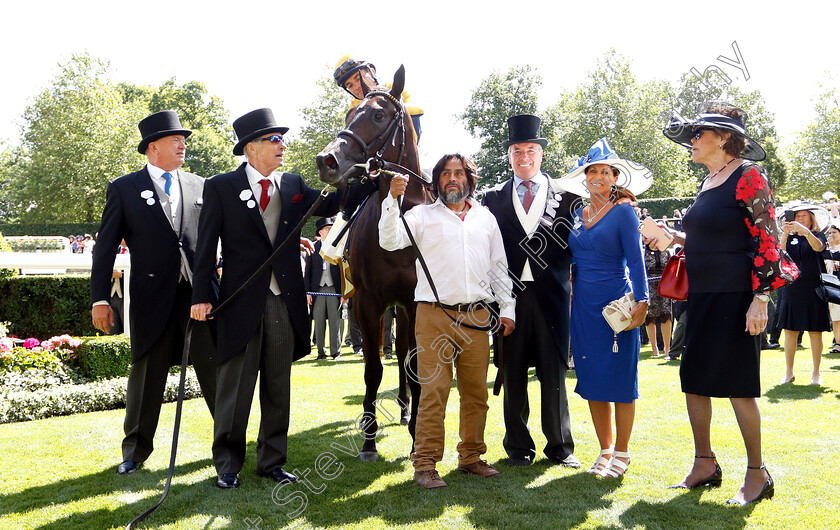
[[776, 203, 831, 386]]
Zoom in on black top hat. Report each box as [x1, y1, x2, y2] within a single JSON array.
[[503, 114, 548, 149], [137, 110, 192, 154], [232, 108, 290, 156], [315, 217, 335, 232]]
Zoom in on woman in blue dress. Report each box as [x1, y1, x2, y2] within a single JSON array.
[[560, 139, 651, 478]]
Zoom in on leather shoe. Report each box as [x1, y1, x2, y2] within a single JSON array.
[[118, 461, 139, 474], [458, 460, 500, 477], [762, 342, 780, 350], [216, 473, 240, 489], [332, 353, 342, 360], [507, 455, 532, 467], [549, 454, 582, 469], [414, 469, 447, 489], [316, 355, 327, 360], [259, 466, 298, 484]]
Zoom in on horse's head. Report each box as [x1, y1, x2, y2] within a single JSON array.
[[316, 65, 407, 188]]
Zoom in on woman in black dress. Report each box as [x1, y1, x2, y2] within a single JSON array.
[[777, 203, 830, 385], [657, 102, 798, 506]]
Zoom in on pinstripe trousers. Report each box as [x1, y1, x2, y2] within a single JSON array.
[[212, 293, 294, 475]]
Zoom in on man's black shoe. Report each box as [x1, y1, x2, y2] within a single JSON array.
[[216, 473, 240, 489], [332, 353, 342, 360], [118, 461, 139, 474], [761, 342, 780, 350], [259, 466, 298, 484], [315, 355, 327, 360], [549, 454, 582, 468], [507, 455, 532, 467]]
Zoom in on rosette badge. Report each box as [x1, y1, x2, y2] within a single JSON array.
[[140, 190, 156, 206], [240, 189, 256, 209]]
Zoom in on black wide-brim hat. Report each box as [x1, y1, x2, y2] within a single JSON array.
[[662, 110, 766, 161], [503, 114, 548, 149], [137, 110, 192, 154], [315, 216, 335, 232], [232, 108, 290, 156]]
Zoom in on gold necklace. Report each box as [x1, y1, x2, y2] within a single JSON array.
[[705, 157, 738, 185]]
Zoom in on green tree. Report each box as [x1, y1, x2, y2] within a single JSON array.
[[550, 50, 694, 198], [118, 79, 238, 177], [283, 70, 348, 187], [785, 84, 840, 200], [459, 66, 563, 188], [9, 53, 146, 223]]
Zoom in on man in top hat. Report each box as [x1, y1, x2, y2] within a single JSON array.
[[305, 216, 343, 360], [482, 114, 581, 468], [190, 108, 352, 489], [333, 55, 424, 143], [91, 110, 217, 475]]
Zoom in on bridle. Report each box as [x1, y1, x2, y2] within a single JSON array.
[[337, 90, 408, 186]]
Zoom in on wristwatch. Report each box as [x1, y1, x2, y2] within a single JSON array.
[[754, 293, 771, 303]]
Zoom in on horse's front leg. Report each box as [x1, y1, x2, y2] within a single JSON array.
[[356, 294, 385, 462]]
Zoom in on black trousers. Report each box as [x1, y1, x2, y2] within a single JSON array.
[[122, 279, 216, 463], [501, 287, 575, 461], [213, 294, 294, 475]]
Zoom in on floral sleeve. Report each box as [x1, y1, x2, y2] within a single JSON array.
[[735, 164, 799, 293]]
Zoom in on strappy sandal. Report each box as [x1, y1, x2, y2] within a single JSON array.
[[587, 447, 613, 475], [600, 450, 630, 478]]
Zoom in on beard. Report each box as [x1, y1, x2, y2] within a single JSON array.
[[441, 184, 469, 204]]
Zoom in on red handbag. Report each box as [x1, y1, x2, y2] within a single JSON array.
[[658, 248, 688, 301]]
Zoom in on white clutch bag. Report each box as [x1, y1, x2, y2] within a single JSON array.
[[602, 293, 635, 352]]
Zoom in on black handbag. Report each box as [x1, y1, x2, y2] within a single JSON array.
[[815, 273, 840, 304]]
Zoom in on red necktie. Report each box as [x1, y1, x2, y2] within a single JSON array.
[[259, 179, 271, 211], [522, 180, 534, 213]]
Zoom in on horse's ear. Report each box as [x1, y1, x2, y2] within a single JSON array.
[[390, 65, 405, 99]]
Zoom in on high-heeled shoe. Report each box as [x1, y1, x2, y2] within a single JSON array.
[[669, 455, 723, 489], [726, 464, 774, 506]]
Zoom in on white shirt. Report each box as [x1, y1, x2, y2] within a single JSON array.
[[147, 163, 181, 219], [245, 163, 279, 204], [378, 195, 516, 321]]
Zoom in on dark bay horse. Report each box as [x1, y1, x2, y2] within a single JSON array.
[[316, 66, 426, 461]]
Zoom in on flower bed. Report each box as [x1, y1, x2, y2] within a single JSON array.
[[0, 330, 202, 423]]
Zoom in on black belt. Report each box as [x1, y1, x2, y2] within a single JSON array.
[[420, 300, 485, 312]]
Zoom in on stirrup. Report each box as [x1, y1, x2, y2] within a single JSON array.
[[601, 450, 630, 478], [587, 447, 613, 475]]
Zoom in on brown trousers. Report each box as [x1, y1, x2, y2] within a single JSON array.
[[411, 303, 492, 471]]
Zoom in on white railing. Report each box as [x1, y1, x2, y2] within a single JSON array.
[[0, 252, 133, 338]]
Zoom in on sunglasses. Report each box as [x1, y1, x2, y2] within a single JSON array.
[[691, 128, 713, 141], [255, 134, 287, 146]]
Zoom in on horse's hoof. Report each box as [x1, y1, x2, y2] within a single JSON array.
[[358, 451, 379, 462]]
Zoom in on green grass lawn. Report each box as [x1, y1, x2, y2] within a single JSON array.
[[1, 334, 838, 529]]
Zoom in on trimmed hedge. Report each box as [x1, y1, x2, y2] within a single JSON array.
[[0, 223, 100, 237], [636, 197, 695, 219], [0, 368, 202, 424], [75, 335, 132, 380], [0, 275, 98, 338]]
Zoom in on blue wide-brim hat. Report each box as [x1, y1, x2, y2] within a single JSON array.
[[662, 106, 766, 161], [559, 138, 653, 197], [232, 108, 290, 156]]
